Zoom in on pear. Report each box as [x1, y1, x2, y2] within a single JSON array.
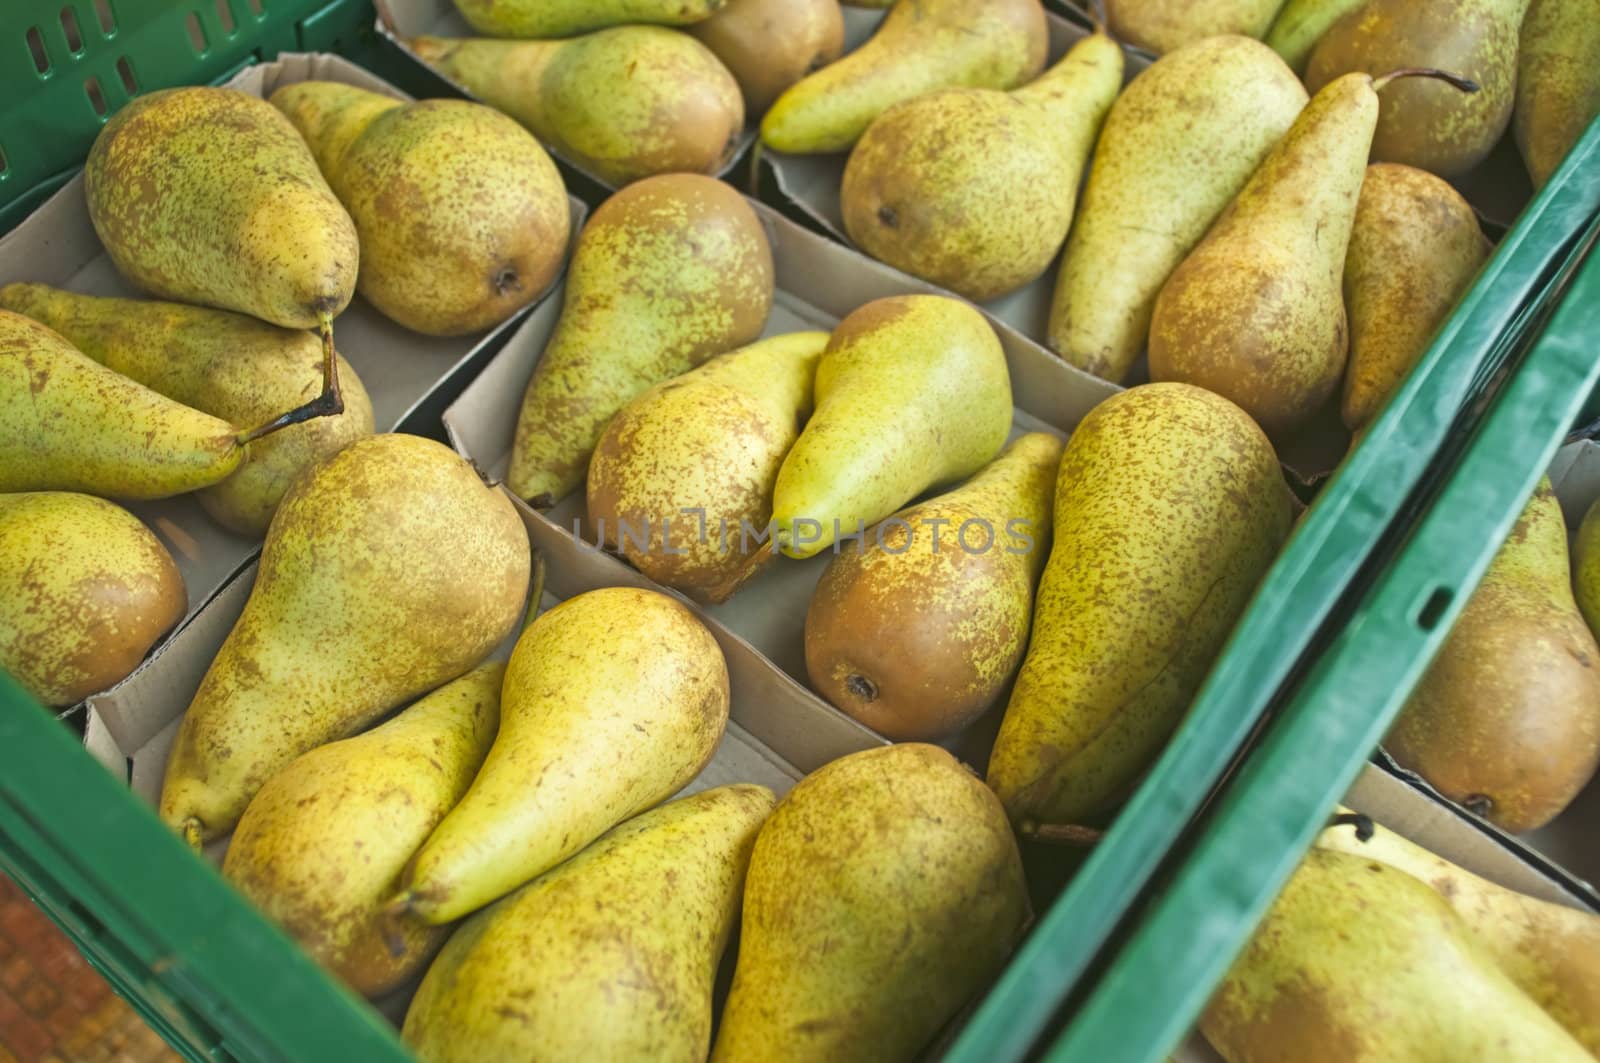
[[1318, 810, 1600, 1054], [84, 86, 356, 332], [761, 0, 1049, 155], [1574, 495, 1600, 640], [1386, 481, 1600, 832], [1264, 0, 1365, 73], [1515, 0, 1600, 189], [223, 663, 502, 998], [394, 587, 729, 925], [712, 743, 1029, 1063], [1106, 0, 1288, 54], [1048, 36, 1307, 383], [1201, 848, 1592, 1063], [805, 432, 1063, 741], [159, 434, 529, 845], [587, 331, 829, 604], [841, 26, 1123, 301], [403, 785, 773, 1063], [988, 384, 1291, 828], [450, 0, 727, 38], [770, 295, 1013, 560], [690, 0, 845, 115], [270, 83, 569, 337], [410, 28, 744, 187], [0, 284, 376, 536], [1339, 164, 1489, 431], [509, 174, 773, 506], [1306, 0, 1533, 178], [0, 492, 184, 707], [1149, 70, 1472, 436]]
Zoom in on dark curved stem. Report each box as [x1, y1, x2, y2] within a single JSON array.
[[237, 314, 345, 446], [1022, 822, 1104, 847], [521, 549, 546, 635], [1373, 67, 1480, 94]]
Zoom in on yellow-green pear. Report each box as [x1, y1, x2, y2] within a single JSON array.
[[0, 492, 184, 707], [84, 86, 357, 332], [1048, 35, 1307, 383], [712, 743, 1029, 1063], [841, 25, 1123, 301], [988, 384, 1291, 828], [410, 28, 744, 187], [450, 0, 727, 38], [1264, 0, 1364, 73], [804, 432, 1062, 741], [395, 587, 730, 925], [223, 663, 502, 998], [1339, 164, 1489, 431], [0, 284, 376, 536], [1202, 848, 1592, 1063], [770, 295, 1013, 560], [159, 434, 529, 845], [690, 0, 845, 115], [403, 785, 773, 1063], [587, 331, 829, 604], [509, 174, 773, 506], [1318, 810, 1600, 1054], [1306, 0, 1532, 178], [761, 0, 1049, 155], [1149, 70, 1470, 436], [1386, 481, 1600, 832], [1515, 0, 1600, 189], [1574, 494, 1600, 640], [1106, 0, 1287, 54], [270, 83, 570, 337]]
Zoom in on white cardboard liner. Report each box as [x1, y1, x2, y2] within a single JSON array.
[[377, 0, 756, 190], [0, 53, 585, 708]]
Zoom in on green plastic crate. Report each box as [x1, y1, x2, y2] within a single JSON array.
[[1040, 137, 1600, 1063]]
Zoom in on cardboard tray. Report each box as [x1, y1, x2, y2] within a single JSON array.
[[0, 52, 585, 713]]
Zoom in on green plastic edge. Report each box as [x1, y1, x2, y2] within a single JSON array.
[[947, 116, 1600, 1063], [1045, 189, 1600, 1063]]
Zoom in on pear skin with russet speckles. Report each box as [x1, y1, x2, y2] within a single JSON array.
[[988, 383, 1291, 829], [1106, 0, 1286, 55], [690, 0, 844, 116], [450, 0, 729, 38], [1515, 0, 1600, 189]]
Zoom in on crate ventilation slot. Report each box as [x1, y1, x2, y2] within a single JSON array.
[[92, 0, 114, 34], [60, 6, 84, 52], [26, 26, 49, 75], [1415, 586, 1454, 632], [214, 0, 236, 35], [85, 75, 109, 117]]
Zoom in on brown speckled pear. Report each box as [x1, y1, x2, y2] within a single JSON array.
[[450, 0, 727, 37], [761, 0, 1048, 154], [841, 26, 1122, 301], [1386, 481, 1600, 833], [712, 744, 1028, 1063], [403, 785, 773, 1063], [410, 29, 744, 187], [0, 284, 375, 535], [1318, 810, 1600, 1054], [1048, 36, 1306, 383], [1574, 496, 1600, 640], [395, 588, 730, 925], [0, 493, 183, 706], [1515, 0, 1600, 189], [1106, 0, 1287, 54], [1339, 164, 1488, 431], [690, 0, 845, 115], [509, 175, 773, 506], [771, 296, 1013, 560], [1202, 848, 1591, 1063], [270, 83, 569, 337], [0, 310, 249, 499], [587, 331, 829, 604], [1306, 0, 1532, 178], [988, 384, 1291, 829], [84, 86, 356, 330], [1264, 0, 1365, 73], [1148, 70, 1394, 436], [805, 432, 1062, 742], [222, 663, 502, 998], [159, 434, 529, 845]]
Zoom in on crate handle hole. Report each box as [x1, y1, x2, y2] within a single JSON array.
[[85, 75, 109, 117], [213, 0, 235, 35], [1415, 586, 1454, 632], [0, 144, 8, 177], [93, 0, 114, 34], [115, 54, 135, 94], [245, 0, 263, 14], [185, 10, 207, 53], [26, 25, 50, 74], [59, 5, 83, 52]]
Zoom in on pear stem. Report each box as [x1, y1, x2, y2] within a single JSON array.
[[180, 817, 203, 852], [1086, 0, 1108, 36], [1327, 811, 1375, 842], [236, 314, 346, 446], [521, 549, 546, 635], [1372, 68, 1480, 95], [746, 140, 765, 200], [1019, 821, 1104, 847]]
